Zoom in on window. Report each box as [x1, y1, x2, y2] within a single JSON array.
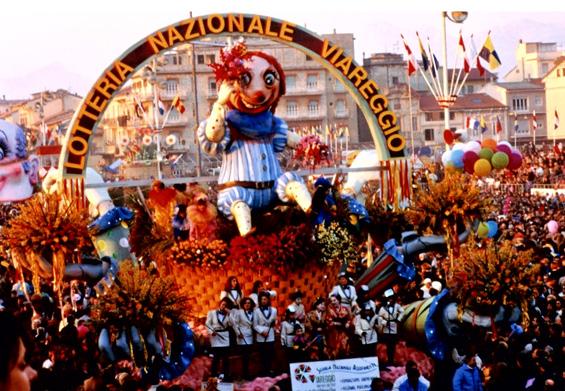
[[208, 78, 217, 95], [305, 55, 313, 61], [308, 100, 319, 116], [197, 54, 205, 64], [306, 74, 318, 89], [164, 79, 178, 95], [466, 85, 474, 94], [424, 129, 434, 141], [512, 97, 528, 112], [392, 76, 399, 85], [169, 110, 180, 121], [172, 55, 183, 65], [206, 54, 215, 64], [439, 112, 455, 120], [541, 63, 549, 75], [335, 99, 346, 116], [334, 79, 345, 91], [286, 75, 296, 91], [287, 101, 298, 116], [534, 96, 542, 107], [425, 113, 433, 122]]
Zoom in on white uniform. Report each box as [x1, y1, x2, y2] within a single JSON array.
[[354, 315, 379, 345], [231, 308, 254, 346], [378, 303, 404, 335], [280, 320, 302, 347], [206, 309, 232, 348], [220, 289, 242, 307], [253, 306, 277, 343], [329, 284, 358, 309]]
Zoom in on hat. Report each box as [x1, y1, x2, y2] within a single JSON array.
[[360, 285, 369, 292], [287, 305, 296, 313], [313, 296, 325, 307], [338, 272, 347, 278], [431, 281, 442, 291], [384, 288, 395, 298], [420, 278, 432, 286]]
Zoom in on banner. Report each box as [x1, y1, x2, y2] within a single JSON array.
[[290, 357, 379, 391]]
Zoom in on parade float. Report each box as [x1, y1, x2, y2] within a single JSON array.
[[0, 12, 538, 390]]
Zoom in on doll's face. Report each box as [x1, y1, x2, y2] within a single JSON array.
[[229, 55, 281, 114], [0, 120, 39, 202]]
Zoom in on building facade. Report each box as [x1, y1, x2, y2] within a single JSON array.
[[95, 34, 360, 179]]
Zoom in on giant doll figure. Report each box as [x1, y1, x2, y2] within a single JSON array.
[[198, 41, 311, 236], [0, 120, 39, 202]]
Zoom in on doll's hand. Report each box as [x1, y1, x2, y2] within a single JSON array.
[[217, 82, 235, 105]]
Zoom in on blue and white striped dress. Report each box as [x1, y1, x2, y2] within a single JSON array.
[[198, 110, 302, 218]]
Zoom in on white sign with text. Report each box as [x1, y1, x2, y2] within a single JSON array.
[[290, 357, 380, 391]]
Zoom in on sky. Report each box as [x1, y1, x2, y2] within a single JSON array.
[[2, 0, 565, 99]]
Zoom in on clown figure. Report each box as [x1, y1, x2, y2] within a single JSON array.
[[198, 42, 311, 236], [0, 120, 39, 202]]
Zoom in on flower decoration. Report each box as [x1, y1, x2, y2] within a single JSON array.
[[92, 260, 191, 330], [209, 41, 249, 83], [167, 239, 228, 270], [293, 135, 331, 169], [228, 224, 316, 272], [448, 239, 538, 322], [315, 221, 357, 266]]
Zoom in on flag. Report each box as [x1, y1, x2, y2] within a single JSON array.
[[416, 32, 430, 71], [157, 96, 165, 115], [480, 115, 487, 133], [473, 117, 480, 130], [171, 95, 186, 114], [496, 116, 503, 133], [133, 96, 145, 119], [427, 38, 440, 78], [470, 34, 486, 76], [400, 34, 417, 76], [554, 109, 560, 130], [465, 116, 471, 129], [532, 111, 538, 132], [458, 32, 471, 73], [479, 33, 502, 70]]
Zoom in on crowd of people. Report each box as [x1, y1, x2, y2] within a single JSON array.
[[0, 142, 563, 391]]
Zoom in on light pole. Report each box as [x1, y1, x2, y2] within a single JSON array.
[[440, 11, 468, 133], [144, 59, 162, 179]]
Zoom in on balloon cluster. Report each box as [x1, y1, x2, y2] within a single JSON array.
[[477, 220, 498, 239], [442, 139, 523, 177]]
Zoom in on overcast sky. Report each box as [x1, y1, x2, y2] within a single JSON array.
[[2, 0, 565, 99]]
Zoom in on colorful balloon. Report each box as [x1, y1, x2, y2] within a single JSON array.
[[508, 152, 523, 170], [478, 147, 494, 161], [482, 138, 497, 151], [474, 159, 492, 177], [486, 221, 498, 238], [547, 220, 559, 234], [477, 222, 489, 238], [496, 144, 512, 156], [451, 149, 465, 168], [441, 150, 452, 166], [467, 141, 482, 154], [491, 151, 510, 169]]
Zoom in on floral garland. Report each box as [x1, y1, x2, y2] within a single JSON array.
[[92, 260, 191, 330], [228, 224, 316, 272], [167, 239, 228, 270], [209, 41, 249, 83], [315, 221, 357, 266], [449, 239, 538, 321]]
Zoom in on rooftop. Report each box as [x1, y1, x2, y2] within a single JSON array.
[[420, 93, 506, 111]]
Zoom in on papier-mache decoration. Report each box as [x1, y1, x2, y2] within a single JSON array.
[[198, 41, 312, 236]]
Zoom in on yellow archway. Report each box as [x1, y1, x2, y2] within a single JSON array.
[[58, 13, 406, 178]]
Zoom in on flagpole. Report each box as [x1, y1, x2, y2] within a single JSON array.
[[407, 69, 415, 160], [417, 67, 440, 101]]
